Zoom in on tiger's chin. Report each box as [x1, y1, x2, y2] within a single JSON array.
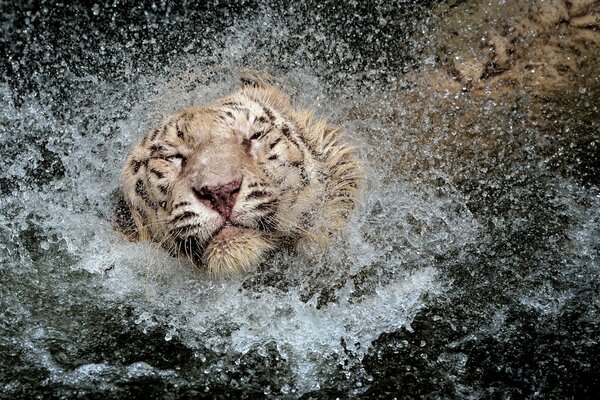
[[201, 227, 275, 278]]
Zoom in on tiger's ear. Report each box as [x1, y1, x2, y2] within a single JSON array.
[[240, 69, 280, 88]]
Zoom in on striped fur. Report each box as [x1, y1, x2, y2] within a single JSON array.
[[117, 74, 363, 277]]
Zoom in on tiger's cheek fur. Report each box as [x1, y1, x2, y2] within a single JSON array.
[[117, 76, 363, 277]]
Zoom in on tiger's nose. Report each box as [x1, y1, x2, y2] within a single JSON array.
[[193, 180, 241, 219]]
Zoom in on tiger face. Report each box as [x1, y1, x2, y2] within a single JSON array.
[[117, 77, 362, 277]]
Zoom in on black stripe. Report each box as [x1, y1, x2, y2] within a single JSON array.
[[150, 128, 160, 141], [246, 190, 270, 200], [157, 185, 169, 195], [256, 199, 277, 211], [135, 179, 156, 210], [261, 106, 275, 122], [131, 159, 142, 174], [268, 154, 278, 161], [281, 125, 297, 144], [158, 125, 168, 141], [171, 223, 203, 237], [220, 101, 243, 108], [250, 96, 318, 160], [269, 137, 282, 149], [247, 182, 260, 188], [175, 117, 186, 139], [252, 99, 301, 151], [250, 130, 264, 140], [150, 168, 164, 179], [173, 201, 190, 209], [171, 211, 198, 224], [281, 125, 291, 136]]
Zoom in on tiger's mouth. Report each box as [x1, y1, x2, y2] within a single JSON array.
[[221, 219, 237, 229], [174, 220, 273, 275], [172, 227, 240, 268], [200, 219, 263, 252], [171, 214, 265, 247], [214, 219, 248, 236]]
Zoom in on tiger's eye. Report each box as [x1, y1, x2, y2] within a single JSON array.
[[166, 154, 186, 168]]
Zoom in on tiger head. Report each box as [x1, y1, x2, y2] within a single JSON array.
[[116, 76, 362, 277]]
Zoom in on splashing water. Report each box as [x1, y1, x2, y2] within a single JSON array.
[[2, 1, 599, 398]]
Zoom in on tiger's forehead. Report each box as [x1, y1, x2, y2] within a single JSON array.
[[167, 94, 273, 145], [170, 107, 243, 144], [216, 93, 265, 114]]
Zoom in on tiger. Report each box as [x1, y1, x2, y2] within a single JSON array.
[[114, 73, 363, 278]]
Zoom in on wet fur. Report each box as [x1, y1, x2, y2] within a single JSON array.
[[116, 74, 363, 277]]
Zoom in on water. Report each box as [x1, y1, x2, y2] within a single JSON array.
[[2, 1, 599, 398]]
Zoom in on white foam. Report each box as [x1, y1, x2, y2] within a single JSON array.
[[0, 4, 511, 395], [0, 56, 488, 391]]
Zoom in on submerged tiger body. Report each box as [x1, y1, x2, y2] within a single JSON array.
[[117, 76, 362, 277]]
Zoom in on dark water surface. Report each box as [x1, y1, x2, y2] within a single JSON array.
[[1, 1, 599, 398]]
